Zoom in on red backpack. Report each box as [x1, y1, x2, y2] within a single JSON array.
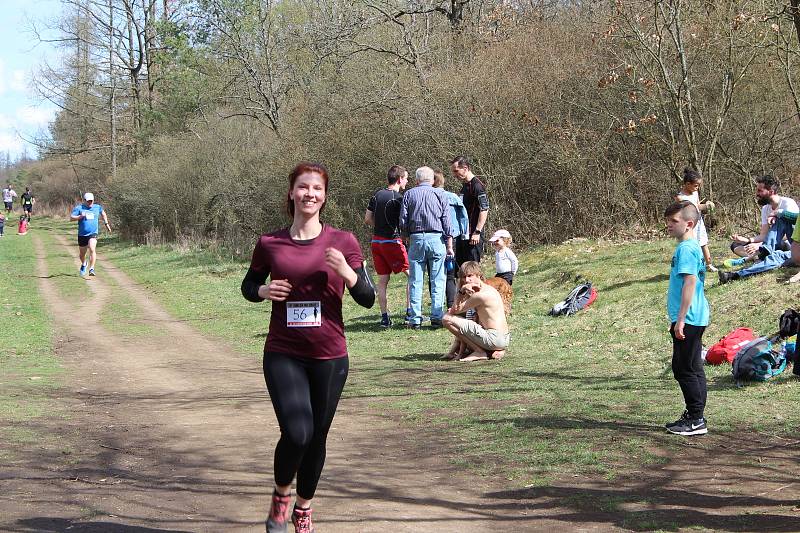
[[705, 327, 755, 365]]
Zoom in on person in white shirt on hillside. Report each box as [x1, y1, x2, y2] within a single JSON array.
[[490, 229, 518, 285], [720, 174, 798, 284]]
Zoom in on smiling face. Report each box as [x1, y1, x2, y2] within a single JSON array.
[[289, 171, 327, 219]]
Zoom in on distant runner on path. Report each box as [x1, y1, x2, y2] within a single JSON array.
[[241, 162, 375, 533], [2, 184, 17, 214], [20, 187, 35, 218], [69, 192, 111, 277]]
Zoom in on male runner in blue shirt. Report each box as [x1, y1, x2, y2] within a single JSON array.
[[70, 192, 111, 276]]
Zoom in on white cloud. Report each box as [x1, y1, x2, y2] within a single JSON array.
[[0, 113, 12, 130], [0, 131, 24, 154], [10, 70, 27, 92], [16, 105, 55, 127]]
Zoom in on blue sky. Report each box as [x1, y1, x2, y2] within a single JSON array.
[[0, 0, 62, 160]]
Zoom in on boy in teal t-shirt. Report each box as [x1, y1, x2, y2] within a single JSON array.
[[664, 200, 710, 436]]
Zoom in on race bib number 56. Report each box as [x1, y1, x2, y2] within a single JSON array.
[[286, 301, 322, 327]]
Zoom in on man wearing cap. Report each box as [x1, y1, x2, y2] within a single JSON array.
[[70, 192, 111, 277]]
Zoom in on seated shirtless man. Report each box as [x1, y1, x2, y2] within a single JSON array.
[[442, 261, 510, 361]]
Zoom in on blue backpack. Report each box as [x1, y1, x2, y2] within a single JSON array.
[[731, 335, 787, 385]]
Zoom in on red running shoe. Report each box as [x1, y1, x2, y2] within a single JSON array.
[[292, 506, 315, 533], [265, 491, 291, 533]]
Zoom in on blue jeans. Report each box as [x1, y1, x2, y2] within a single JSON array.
[[408, 233, 446, 325], [738, 218, 795, 278]]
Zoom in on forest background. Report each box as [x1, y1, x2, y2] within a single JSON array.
[[5, 0, 800, 251]]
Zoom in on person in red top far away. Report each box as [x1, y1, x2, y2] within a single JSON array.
[[241, 162, 375, 533]]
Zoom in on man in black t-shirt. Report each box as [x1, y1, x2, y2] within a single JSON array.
[[450, 156, 489, 268], [365, 165, 410, 327], [20, 187, 34, 217]]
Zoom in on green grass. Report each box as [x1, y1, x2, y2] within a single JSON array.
[[73, 223, 800, 486], [35, 217, 92, 303], [0, 219, 62, 453], [98, 274, 167, 339]]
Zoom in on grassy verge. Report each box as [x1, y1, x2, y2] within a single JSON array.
[[90, 224, 800, 487], [0, 219, 61, 459], [35, 217, 92, 303], [98, 274, 168, 339]]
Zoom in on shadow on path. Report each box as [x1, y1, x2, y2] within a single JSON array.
[[13, 518, 193, 533]]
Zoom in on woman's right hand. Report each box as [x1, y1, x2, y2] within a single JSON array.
[[259, 279, 293, 301]]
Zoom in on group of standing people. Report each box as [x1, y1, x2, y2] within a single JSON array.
[[366, 158, 515, 360], [364, 156, 510, 327]]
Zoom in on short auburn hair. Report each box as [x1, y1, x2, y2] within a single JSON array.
[[286, 162, 329, 217]]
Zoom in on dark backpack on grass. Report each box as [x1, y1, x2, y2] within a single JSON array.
[[779, 309, 800, 339], [548, 281, 597, 317], [731, 335, 787, 385]]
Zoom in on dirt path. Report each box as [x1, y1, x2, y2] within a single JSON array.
[[3, 232, 800, 532]]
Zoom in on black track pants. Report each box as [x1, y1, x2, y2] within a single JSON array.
[[670, 323, 707, 419], [263, 351, 349, 499]]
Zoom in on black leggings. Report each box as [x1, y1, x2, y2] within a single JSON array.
[[263, 351, 349, 500], [670, 323, 707, 419]]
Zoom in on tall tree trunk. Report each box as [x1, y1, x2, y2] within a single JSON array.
[[790, 0, 800, 47], [145, 0, 156, 110], [109, 0, 117, 180]]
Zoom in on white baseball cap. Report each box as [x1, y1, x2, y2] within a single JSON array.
[[489, 229, 511, 242], [83, 192, 94, 202]]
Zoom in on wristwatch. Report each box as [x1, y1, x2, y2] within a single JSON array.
[[473, 229, 482, 235]]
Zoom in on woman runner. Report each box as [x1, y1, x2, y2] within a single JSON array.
[[241, 162, 375, 533]]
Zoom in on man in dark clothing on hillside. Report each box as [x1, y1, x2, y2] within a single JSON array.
[[450, 156, 489, 268]]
